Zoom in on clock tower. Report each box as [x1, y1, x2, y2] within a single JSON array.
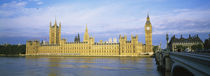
[[145, 14, 153, 54]]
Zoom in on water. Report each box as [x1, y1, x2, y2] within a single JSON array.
[[0, 56, 161, 76]]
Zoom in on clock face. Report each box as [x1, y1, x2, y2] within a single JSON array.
[[146, 27, 150, 30]]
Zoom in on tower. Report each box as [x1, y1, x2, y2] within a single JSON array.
[[83, 24, 89, 42], [108, 38, 112, 43], [119, 34, 127, 55], [166, 33, 169, 49], [74, 33, 80, 42], [49, 19, 61, 44], [209, 33, 210, 39], [78, 33, 80, 42], [145, 13, 153, 53]]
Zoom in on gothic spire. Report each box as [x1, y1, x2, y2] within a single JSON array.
[[145, 13, 151, 25], [54, 18, 57, 26], [189, 34, 191, 38], [83, 24, 89, 42], [147, 13, 150, 21], [85, 24, 88, 32], [181, 34, 183, 39], [166, 33, 169, 41], [50, 21, 52, 27], [209, 33, 210, 39], [59, 22, 61, 27], [78, 33, 80, 42]]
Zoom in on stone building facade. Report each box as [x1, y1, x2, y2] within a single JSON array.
[[26, 14, 153, 56], [167, 34, 203, 52]]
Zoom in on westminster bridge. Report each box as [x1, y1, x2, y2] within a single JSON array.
[[155, 50, 210, 76]]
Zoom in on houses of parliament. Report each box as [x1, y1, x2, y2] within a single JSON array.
[[26, 14, 153, 56]]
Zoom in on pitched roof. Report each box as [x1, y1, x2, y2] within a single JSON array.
[[169, 35, 203, 44]]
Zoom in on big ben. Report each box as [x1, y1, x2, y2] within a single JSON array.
[[145, 14, 153, 54]]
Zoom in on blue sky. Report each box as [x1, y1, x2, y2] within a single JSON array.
[[0, 0, 210, 48]]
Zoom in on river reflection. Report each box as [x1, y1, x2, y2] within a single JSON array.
[[0, 56, 161, 76]]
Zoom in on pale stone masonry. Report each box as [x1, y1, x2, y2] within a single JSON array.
[[26, 14, 153, 56]]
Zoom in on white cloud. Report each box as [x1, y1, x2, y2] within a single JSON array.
[[0, 3, 142, 38], [28, 0, 44, 5], [151, 9, 210, 34], [0, 1, 28, 17], [1, 1, 27, 8], [37, 1, 43, 5], [0, 1, 210, 42]]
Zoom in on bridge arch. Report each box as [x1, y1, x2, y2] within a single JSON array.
[[172, 64, 194, 76], [155, 52, 210, 76]]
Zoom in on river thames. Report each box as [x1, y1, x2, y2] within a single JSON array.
[[0, 56, 162, 76]]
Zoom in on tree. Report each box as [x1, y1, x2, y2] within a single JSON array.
[[0, 45, 26, 55], [153, 46, 159, 52]]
